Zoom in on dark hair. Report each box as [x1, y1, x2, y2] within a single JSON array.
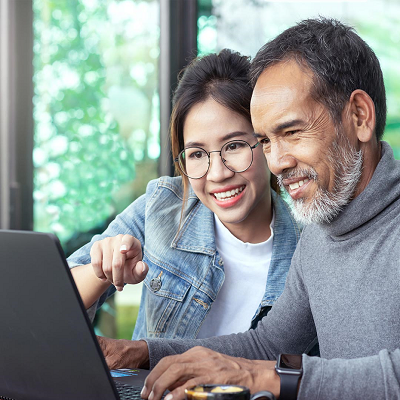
[[250, 17, 387, 140], [170, 48, 277, 203]]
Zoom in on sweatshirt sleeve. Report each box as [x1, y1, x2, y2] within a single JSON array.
[[144, 243, 317, 369], [299, 349, 400, 400]]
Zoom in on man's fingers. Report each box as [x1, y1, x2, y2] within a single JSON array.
[[166, 377, 211, 400], [145, 362, 195, 400], [146, 363, 212, 400], [143, 353, 209, 400], [142, 355, 180, 398]]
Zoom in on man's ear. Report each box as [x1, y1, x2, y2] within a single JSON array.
[[348, 89, 376, 143]]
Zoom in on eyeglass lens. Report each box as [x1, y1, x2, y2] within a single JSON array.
[[178, 140, 253, 179]]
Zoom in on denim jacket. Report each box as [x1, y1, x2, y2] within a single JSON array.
[[68, 176, 301, 339]]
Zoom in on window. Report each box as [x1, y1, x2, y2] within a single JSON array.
[[33, 0, 160, 254]]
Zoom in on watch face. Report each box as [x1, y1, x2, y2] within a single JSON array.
[[278, 354, 302, 370]]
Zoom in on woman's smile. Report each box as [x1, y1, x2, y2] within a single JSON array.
[[211, 185, 246, 208]]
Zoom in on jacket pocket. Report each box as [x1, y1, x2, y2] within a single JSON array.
[[143, 265, 191, 336]]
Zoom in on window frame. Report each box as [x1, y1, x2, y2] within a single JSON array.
[[1, 0, 197, 230], [0, 0, 34, 230]]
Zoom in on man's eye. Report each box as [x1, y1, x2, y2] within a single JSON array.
[[287, 130, 300, 135], [260, 138, 270, 145]]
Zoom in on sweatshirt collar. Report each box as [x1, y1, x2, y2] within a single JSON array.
[[322, 141, 400, 238]]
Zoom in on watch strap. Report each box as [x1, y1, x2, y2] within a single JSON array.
[[279, 373, 300, 400]]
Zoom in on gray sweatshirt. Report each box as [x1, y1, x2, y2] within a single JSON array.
[[144, 141, 400, 400]]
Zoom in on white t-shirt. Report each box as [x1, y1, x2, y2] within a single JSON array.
[[197, 213, 275, 338]]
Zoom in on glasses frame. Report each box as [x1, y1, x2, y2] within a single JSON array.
[[174, 140, 260, 180]]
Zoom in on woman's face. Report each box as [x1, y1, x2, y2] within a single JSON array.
[[183, 98, 271, 241]]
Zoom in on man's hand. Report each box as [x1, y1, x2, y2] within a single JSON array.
[[140, 347, 280, 400], [97, 336, 150, 370], [90, 234, 148, 291]]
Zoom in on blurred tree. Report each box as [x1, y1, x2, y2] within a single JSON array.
[[33, 0, 160, 254]]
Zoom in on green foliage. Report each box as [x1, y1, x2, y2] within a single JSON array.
[[356, 18, 400, 159], [116, 304, 140, 340], [33, 0, 160, 251]]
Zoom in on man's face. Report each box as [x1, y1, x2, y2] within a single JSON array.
[[251, 60, 362, 224]]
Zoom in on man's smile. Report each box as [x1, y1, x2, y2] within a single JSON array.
[[288, 178, 310, 191]]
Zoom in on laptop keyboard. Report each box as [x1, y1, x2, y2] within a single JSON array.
[[1, 382, 145, 400], [115, 381, 143, 400], [0, 381, 149, 400], [1, 385, 143, 400]]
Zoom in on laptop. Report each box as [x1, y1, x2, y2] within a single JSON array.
[[0, 230, 152, 400]]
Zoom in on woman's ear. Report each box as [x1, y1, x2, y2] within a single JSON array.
[[348, 89, 376, 143]]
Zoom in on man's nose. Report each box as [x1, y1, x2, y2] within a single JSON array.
[[266, 144, 297, 176], [207, 152, 235, 181]]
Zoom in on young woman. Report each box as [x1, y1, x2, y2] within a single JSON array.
[[68, 49, 301, 340]]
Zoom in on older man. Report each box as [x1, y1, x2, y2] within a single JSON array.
[[99, 18, 400, 400]]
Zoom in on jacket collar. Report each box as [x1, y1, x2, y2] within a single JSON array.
[[171, 193, 216, 255]]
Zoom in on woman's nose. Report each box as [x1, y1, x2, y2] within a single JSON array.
[[206, 152, 235, 182]]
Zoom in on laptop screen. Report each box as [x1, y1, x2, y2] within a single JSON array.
[[0, 230, 121, 400]]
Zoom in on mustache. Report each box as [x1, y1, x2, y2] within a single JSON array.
[[277, 168, 318, 187]]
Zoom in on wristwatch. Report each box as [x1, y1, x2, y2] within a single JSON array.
[[275, 354, 303, 400]]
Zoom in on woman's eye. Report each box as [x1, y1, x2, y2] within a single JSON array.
[[225, 142, 243, 152], [188, 150, 206, 159]]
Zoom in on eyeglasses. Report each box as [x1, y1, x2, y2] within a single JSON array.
[[175, 140, 260, 179]]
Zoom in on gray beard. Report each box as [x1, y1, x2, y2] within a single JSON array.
[[278, 133, 363, 225]]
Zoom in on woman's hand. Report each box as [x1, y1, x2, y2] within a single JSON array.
[[90, 234, 148, 291]]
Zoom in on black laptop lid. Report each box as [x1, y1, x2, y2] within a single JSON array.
[[0, 230, 119, 400]]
